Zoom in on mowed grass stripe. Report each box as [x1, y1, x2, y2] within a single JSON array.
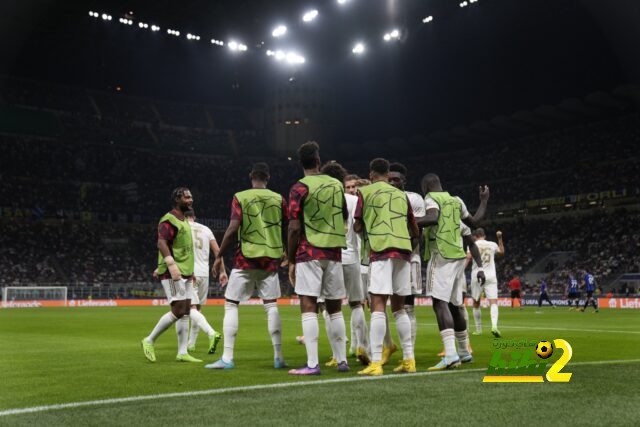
[[2, 358, 639, 417]]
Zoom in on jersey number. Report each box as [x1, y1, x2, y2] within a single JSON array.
[[194, 230, 204, 250]]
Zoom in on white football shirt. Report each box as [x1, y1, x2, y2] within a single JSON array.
[[190, 221, 216, 277], [406, 191, 426, 263], [342, 193, 360, 265], [469, 238, 499, 281]]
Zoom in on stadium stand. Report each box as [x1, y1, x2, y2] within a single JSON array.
[[1, 77, 638, 298]]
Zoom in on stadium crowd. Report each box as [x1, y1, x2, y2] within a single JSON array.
[[1, 77, 639, 296]]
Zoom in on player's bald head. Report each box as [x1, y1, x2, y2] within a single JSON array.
[[473, 228, 486, 238], [421, 173, 442, 194]]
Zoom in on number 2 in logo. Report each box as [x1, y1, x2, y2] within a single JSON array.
[[546, 339, 573, 382]]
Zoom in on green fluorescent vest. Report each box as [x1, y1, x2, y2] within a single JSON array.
[[299, 175, 347, 249], [423, 192, 466, 261], [235, 188, 284, 259], [359, 181, 412, 253], [157, 212, 194, 276]]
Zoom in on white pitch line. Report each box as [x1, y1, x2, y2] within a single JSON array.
[[1, 359, 639, 417]]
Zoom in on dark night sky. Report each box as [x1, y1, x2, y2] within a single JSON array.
[[1, 0, 638, 142]]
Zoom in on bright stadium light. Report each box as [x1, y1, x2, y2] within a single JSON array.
[[238, 43, 247, 51], [211, 39, 224, 46], [422, 15, 434, 23], [460, 1, 469, 7], [337, 0, 349, 4], [390, 29, 400, 38], [352, 42, 365, 54], [89, 11, 98, 18], [228, 40, 238, 50], [272, 25, 287, 38], [302, 10, 318, 22], [266, 50, 274, 56], [286, 52, 305, 64], [383, 33, 391, 41], [102, 13, 108, 20], [151, 25, 160, 32]]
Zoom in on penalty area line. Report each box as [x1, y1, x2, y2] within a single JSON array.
[[1, 359, 639, 417]]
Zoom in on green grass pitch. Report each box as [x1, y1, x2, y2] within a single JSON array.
[[1, 305, 639, 425]]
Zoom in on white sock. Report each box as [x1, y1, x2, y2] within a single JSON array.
[[264, 303, 282, 361], [393, 309, 414, 360], [490, 304, 499, 330], [350, 305, 366, 351], [222, 302, 238, 363], [370, 311, 386, 362], [473, 307, 482, 333], [190, 308, 215, 337], [350, 315, 356, 353], [455, 330, 470, 357], [302, 312, 319, 368], [404, 304, 417, 349], [176, 316, 189, 355], [440, 328, 457, 360], [323, 310, 338, 360], [188, 318, 200, 348], [383, 310, 394, 348], [146, 312, 177, 343], [329, 312, 347, 363]]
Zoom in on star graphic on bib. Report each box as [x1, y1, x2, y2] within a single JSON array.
[[369, 190, 394, 232], [436, 201, 461, 247], [309, 184, 342, 229]]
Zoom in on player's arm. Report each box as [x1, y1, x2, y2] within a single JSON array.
[[415, 208, 438, 228], [462, 186, 489, 229], [158, 238, 181, 281], [464, 249, 473, 269], [496, 230, 505, 256], [353, 191, 364, 233], [406, 201, 420, 251], [464, 234, 485, 285]]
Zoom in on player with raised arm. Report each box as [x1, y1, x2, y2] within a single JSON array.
[[184, 210, 224, 354], [354, 158, 419, 376], [141, 187, 201, 363], [580, 271, 599, 312], [567, 274, 580, 310], [288, 142, 349, 375], [468, 228, 505, 337], [388, 162, 425, 353], [206, 163, 288, 369], [321, 164, 369, 365], [415, 174, 487, 371]]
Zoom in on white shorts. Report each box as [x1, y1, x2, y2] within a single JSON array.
[[192, 276, 209, 305], [369, 258, 411, 296], [425, 254, 465, 306], [343, 263, 364, 302], [161, 278, 194, 304], [224, 269, 281, 302], [471, 277, 498, 301], [295, 260, 346, 300], [410, 261, 423, 295]]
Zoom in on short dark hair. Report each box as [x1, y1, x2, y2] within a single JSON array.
[[250, 162, 270, 181], [389, 162, 407, 177], [421, 173, 441, 191], [344, 174, 360, 182], [297, 141, 320, 169], [473, 228, 485, 238], [171, 187, 190, 206], [369, 158, 390, 175], [184, 209, 195, 218], [321, 161, 347, 182]]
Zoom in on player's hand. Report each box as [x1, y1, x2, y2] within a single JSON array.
[[219, 271, 229, 287], [280, 258, 289, 268], [496, 230, 502, 239], [152, 269, 158, 279], [164, 256, 182, 281], [288, 263, 296, 286], [479, 185, 490, 202], [477, 270, 486, 286]]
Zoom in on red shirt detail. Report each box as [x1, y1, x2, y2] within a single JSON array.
[[354, 191, 416, 263], [508, 278, 522, 290], [157, 209, 191, 280], [288, 181, 342, 263], [231, 194, 287, 272]]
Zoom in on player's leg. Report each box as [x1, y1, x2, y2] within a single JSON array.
[[389, 259, 415, 373], [323, 260, 349, 372], [426, 256, 462, 371], [582, 292, 591, 311], [359, 293, 387, 376], [405, 260, 422, 349], [142, 278, 183, 362], [256, 270, 286, 368], [188, 277, 221, 354], [592, 295, 599, 312], [173, 281, 201, 362], [318, 300, 338, 366], [289, 261, 322, 375], [344, 262, 369, 364], [484, 279, 500, 337], [470, 277, 482, 335], [449, 266, 472, 363]]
